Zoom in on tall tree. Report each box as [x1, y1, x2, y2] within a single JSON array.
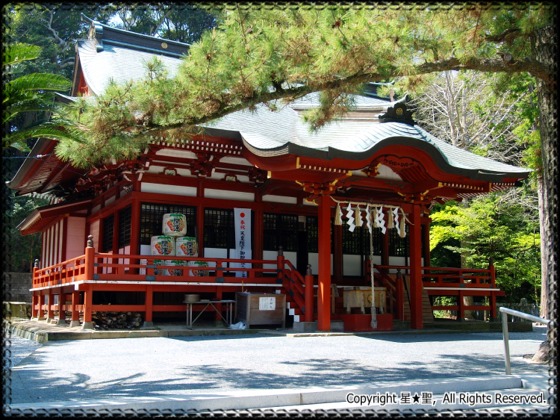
[[3, 42, 72, 150], [111, 3, 218, 43], [414, 70, 542, 306], [4, 3, 115, 79], [430, 197, 541, 303]]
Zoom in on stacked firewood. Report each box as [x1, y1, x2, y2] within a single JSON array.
[[92, 312, 143, 330]]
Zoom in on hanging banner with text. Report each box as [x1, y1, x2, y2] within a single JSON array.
[[232, 208, 252, 277]]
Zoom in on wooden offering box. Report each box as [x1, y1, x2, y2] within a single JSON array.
[[235, 292, 286, 328]]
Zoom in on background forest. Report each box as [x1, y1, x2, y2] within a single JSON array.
[[3, 3, 542, 306]]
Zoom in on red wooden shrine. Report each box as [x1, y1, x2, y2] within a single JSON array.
[[8, 17, 531, 331]]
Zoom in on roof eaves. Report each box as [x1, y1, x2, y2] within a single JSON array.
[[6, 139, 56, 192], [17, 199, 91, 235]]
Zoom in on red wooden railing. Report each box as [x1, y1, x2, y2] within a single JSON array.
[[370, 263, 502, 321], [32, 255, 88, 288], [33, 254, 283, 286], [31, 241, 316, 324], [32, 239, 503, 324], [277, 256, 314, 322]]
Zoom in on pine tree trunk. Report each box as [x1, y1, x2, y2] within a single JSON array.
[[533, 23, 556, 363]]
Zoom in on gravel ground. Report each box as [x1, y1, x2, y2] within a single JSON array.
[[4, 325, 552, 407]]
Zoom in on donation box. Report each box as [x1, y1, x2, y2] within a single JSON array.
[[235, 292, 286, 328]]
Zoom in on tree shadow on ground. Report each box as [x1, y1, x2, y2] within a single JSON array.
[[7, 350, 549, 406]]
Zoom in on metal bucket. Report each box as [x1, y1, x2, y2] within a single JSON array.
[[184, 294, 201, 303]]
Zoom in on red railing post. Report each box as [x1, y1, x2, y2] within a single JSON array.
[[31, 260, 39, 318], [146, 257, 155, 280], [304, 265, 314, 322], [85, 235, 95, 280], [216, 261, 224, 282], [277, 246, 285, 288], [82, 236, 95, 329], [489, 260, 497, 320], [277, 246, 285, 273]]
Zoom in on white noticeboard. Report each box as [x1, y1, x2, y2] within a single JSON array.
[[258, 297, 276, 311]]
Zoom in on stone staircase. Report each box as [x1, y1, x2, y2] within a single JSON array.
[[401, 275, 435, 324]]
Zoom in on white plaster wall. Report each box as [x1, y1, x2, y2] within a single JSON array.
[[263, 250, 296, 271], [66, 217, 86, 259], [47, 225, 54, 267], [204, 189, 254, 201], [141, 182, 197, 197], [343, 254, 362, 276], [57, 220, 63, 263], [307, 252, 333, 275], [89, 219, 100, 250], [203, 247, 227, 269], [262, 195, 297, 204]]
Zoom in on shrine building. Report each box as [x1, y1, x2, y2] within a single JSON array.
[[8, 17, 531, 332]]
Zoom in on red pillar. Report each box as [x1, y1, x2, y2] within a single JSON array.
[[458, 290, 464, 321], [31, 293, 38, 319], [381, 226, 390, 266], [82, 285, 94, 329], [47, 292, 55, 321], [144, 286, 153, 326], [57, 292, 66, 325], [70, 291, 80, 327], [130, 195, 141, 272], [409, 203, 423, 329], [37, 294, 45, 320], [422, 215, 432, 267], [196, 181, 205, 257], [317, 195, 332, 331], [253, 197, 264, 263]]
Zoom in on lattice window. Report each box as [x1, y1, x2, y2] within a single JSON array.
[[204, 208, 234, 249], [118, 206, 132, 248], [140, 203, 196, 245], [101, 215, 114, 252], [389, 225, 409, 257], [306, 216, 319, 253], [263, 214, 298, 252], [342, 226, 382, 256]]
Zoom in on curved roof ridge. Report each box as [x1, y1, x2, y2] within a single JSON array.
[[81, 13, 189, 59]]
